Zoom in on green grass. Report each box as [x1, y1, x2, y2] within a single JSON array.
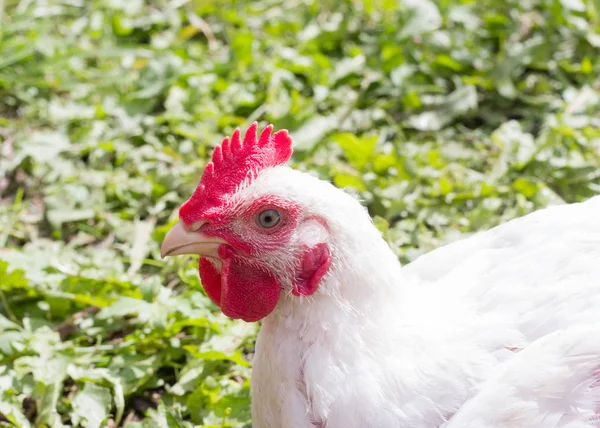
[[0, 0, 599, 426]]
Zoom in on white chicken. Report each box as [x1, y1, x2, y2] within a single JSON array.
[[161, 123, 600, 428]]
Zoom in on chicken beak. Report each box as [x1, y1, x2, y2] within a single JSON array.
[[160, 221, 224, 259]]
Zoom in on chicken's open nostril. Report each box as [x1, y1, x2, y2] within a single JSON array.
[[188, 220, 208, 232]]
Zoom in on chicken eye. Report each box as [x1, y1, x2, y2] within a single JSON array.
[[257, 209, 281, 229]]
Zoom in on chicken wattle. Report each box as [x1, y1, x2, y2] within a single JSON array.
[[161, 123, 600, 428]]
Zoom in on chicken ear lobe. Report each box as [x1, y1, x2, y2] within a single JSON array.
[[292, 243, 331, 296]]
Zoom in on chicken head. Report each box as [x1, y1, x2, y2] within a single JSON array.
[[160, 123, 332, 322]]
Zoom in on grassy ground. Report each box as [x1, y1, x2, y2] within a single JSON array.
[[0, 0, 599, 426]]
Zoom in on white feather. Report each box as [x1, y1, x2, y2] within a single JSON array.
[[444, 324, 600, 428], [239, 166, 600, 428]]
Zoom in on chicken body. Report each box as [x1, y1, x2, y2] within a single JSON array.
[[161, 124, 600, 428], [249, 169, 600, 428], [445, 323, 600, 428]]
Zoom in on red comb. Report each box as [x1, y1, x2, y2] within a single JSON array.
[[179, 122, 293, 224]]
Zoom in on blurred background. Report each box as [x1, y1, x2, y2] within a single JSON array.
[[0, 0, 599, 426]]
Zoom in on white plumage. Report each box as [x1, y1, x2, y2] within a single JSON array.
[[245, 167, 600, 428], [444, 324, 600, 428]]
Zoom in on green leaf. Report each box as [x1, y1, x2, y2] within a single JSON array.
[[333, 133, 378, 170], [0, 261, 28, 292], [400, 0, 442, 38], [407, 86, 478, 131], [14, 131, 70, 164], [513, 177, 540, 198], [35, 381, 64, 427], [0, 395, 32, 428], [0, 313, 20, 331], [183, 348, 251, 368], [67, 366, 125, 425], [71, 383, 112, 428]]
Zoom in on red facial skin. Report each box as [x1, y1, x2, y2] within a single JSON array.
[[193, 196, 331, 322]]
